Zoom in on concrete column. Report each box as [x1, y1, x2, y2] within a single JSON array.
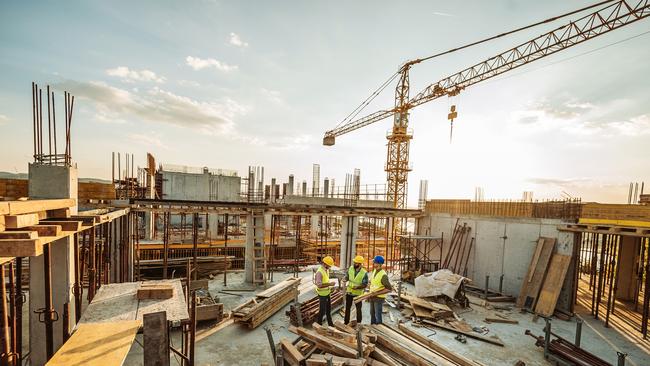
[[340, 216, 358, 269], [310, 215, 319, 239], [244, 212, 265, 283], [28, 164, 78, 366], [208, 214, 220, 239], [616, 236, 640, 301]]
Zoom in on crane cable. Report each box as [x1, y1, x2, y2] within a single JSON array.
[[333, 0, 619, 131]]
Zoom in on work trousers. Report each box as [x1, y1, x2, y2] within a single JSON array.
[[369, 298, 384, 324], [317, 294, 334, 326], [344, 293, 362, 324]]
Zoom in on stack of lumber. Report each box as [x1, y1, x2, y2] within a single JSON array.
[[517, 237, 571, 316], [277, 320, 483, 366], [401, 294, 453, 321], [233, 277, 301, 328], [287, 287, 344, 326], [441, 220, 474, 276]]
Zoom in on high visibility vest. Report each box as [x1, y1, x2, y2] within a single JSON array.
[[346, 266, 367, 296], [314, 266, 331, 296], [369, 269, 387, 298]]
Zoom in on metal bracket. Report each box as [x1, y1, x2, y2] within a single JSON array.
[[34, 307, 59, 323]]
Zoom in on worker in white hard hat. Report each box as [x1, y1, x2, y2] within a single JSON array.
[[343, 255, 368, 324], [314, 256, 336, 326]]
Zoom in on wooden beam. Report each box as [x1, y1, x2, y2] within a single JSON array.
[[137, 284, 174, 300], [397, 323, 480, 366], [421, 319, 504, 347], [0, 239, 42, 257], [4, 213, 40, 229], [143, 311, 169, 366], [40, 220, 82, 232], [280, 338, 305, 366], [0, 231, 38, 240], [484, 317, 518, 324], [7, 198, 75, 215], [17, 225, 62, 237], [288, 326, 357, 358]]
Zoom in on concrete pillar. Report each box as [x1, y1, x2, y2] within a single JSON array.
[[208, 214, 220, 239], [28, 164, 78, 366], [340, 216, 358, 269], [616, 236, 640, 301], [310, 215, 319, 239], [245, 212, 265, 283]]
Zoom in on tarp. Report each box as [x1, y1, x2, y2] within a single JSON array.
[[414, 269, 466, 299]]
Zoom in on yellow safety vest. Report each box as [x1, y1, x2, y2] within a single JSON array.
[[315, 266, 331, 296], [369, 269, 387, 299], [346, 266, 367, 296]]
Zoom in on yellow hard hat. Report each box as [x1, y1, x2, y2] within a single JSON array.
[[353, 255, 364, 264], [322, 256, 335, 267]]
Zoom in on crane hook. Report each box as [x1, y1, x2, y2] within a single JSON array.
[[447, 105, 458, 143]]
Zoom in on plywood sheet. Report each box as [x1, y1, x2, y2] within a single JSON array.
[[535, 253, 571, 317], [46, 320, 140, 366], [517, 237, 555, 309]]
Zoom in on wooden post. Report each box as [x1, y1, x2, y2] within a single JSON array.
[[143, 311, 169, 366]]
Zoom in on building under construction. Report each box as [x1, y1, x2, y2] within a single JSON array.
[[1, 1, 650, 365]]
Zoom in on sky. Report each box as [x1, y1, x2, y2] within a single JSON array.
[[1, 0, 649, 206]]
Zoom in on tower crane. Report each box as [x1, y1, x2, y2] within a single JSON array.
[[323, 0, 650, 216]]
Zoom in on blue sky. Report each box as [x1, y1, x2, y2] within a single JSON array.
[[1, 0, 649, 205]]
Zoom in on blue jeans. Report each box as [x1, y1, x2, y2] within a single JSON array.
[[369, 298, 384, 324]]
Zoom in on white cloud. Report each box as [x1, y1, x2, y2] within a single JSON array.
[[54, 80, 246, 134], [260, 88, 284, 105], [185, 56, 238, 72], [432, 11, 453, 17], [229, 32, 248, 47], [234, 133, 312, 151], [0, 114, 9, 125], [106, 66, 165, 83], [128, 133, 168, 149]]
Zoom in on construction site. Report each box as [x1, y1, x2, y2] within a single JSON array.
[[1, 0, 650, 365]]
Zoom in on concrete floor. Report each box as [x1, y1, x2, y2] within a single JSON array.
[[119, 270, 650, 366]]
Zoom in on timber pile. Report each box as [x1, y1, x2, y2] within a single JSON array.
[[287, 287, 344, 326], [233, 277, 300, 328], [276, 320, 482, 366]]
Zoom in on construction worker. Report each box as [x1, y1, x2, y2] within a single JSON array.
[[343, 255, 368, 324], [314, 255, 336, 326], [368, 255, 392, 325]]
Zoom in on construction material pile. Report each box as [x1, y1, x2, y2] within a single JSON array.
[[275, 320, 483, 366], [286, 288, 344, 326], [233, 277, 301, 328]]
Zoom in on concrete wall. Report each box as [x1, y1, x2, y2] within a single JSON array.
[[417, 213, 574, 297], [283, 195, 392, 208], [161, 170, 240, 202]]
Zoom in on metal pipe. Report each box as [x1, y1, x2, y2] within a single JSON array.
[[73, 233, 82, 322], [543, 318, 551, 359], [484, 275, 490, 299], [15, 258, 23, 365], [1, 264, 10, 359], [189, 290, 196, 366], [62, 302, 70, 342], [32, 82, 37, 160], [52, 91, 57, 162], [617, 351, 627, 366]]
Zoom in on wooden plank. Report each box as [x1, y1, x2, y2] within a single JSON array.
[[137, 284, 174, 300], [421, 319, 504, 347], [397, 323, 480, 366], [0, 231, 38, 240], [143, 311, 169, 366], [516, 237, 555, 309], [280, 338, 305, 366], [0, 239, 42, 257], [370, 327, 438, 366], [401, 294, 452, 312], [46, 320, 140, 366], [534, 253, 572, 317], [8, 198, 75, 215], [0, 215, 5, 232], [18, 225, 61, 237], [369, 349, 400, 366], [40, 220, 82, 232], [255, 277, 301, 298], [288, 326, 357, 358], [4, 213, 40, 229], [353, 288, 391, 304], [484, 317, 518, 324], [0, 202, 8, 216], [307, 354, 365, 366]]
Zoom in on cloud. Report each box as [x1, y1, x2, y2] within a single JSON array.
[[128, 133, 168, 149], [0, 114, 9, 125], [106, 66, 165, 83], [260, 88, 284, 105], [185, 56, 238, 72], [229, 32, 248, 47], [432, 11, 453, 17], [233, 133, 312, 151], [54, 80, 246, 133]]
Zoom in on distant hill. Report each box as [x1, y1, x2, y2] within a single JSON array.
[[0, 171, 111, 184]]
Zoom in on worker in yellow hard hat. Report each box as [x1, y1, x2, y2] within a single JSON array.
[[314, 256, 336, 326], [343, 255, 368, 324]]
